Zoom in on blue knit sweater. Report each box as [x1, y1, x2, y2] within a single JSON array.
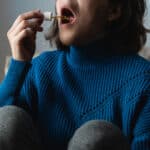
[[0, 44, 150, 150]]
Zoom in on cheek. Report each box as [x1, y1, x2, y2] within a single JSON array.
[[78, 10, 108, 34], [80, 2, 109, 25]]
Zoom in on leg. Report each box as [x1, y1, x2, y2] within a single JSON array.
[[0, 105, 41, 150], [68, 120, 130, 150]]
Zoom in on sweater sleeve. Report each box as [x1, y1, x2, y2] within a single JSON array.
[[131, 92, 150, 150], [0, 58, 31, 110]]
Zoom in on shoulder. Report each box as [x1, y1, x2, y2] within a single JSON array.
[[127, 54, 149, 80], [132, 54, 150, 68], [115, 54, 150, 101], [112, 55, 150, 101], [31, 49, 66, 69], [127, 54, 149, 78], [121, 54, 149, 72], [22, 49, 68, 82], [117, 54, 150, 80], [114, 54, 150, 81], [33, 50, 64, 62]]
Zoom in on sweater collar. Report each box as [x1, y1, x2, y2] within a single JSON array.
[[67, 39, 118, 66]]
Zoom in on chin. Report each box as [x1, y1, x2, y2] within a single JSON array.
[[59, 32, 76, 46], [59, 29, 97, 47], [59, 34, 85, 47]]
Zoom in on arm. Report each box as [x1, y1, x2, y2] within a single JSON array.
[[0, 58, 31, 106], [0, 58, 39, 119], [0, 10, 44, 112]]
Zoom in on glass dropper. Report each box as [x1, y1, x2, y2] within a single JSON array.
[[43, 11, 69, 21]]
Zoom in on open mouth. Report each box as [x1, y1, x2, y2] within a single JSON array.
[[61, 8, 76, 24]]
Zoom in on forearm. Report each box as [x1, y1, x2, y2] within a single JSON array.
[[0, 58, 31, 106]]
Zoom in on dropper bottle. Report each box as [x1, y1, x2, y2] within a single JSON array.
[[43, 11, 69, 21]]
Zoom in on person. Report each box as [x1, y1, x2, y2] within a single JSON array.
[[0, 0, 149, 149]]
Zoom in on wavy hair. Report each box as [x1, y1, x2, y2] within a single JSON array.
[[45, 0, 149, 53]]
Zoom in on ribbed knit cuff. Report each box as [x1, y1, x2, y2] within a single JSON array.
[[2, 58, 31, 95]]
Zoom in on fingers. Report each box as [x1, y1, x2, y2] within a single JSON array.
[[8, 10, 44, 34], [16, 28, 35, 43], [12, 18, 43, 36], [6, 10, 44, 61]]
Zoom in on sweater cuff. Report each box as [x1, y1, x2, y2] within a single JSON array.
[[8, 58, 31, 74], [3, 58, 31, 95]]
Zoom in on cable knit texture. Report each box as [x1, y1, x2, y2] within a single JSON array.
[[0, 43, 150, 150]]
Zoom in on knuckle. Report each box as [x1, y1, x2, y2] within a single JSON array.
[[32, 11, 38, 16], [7, 31, 13, 39], [18, 14, 24, 21], [7, 31, 10, 37]]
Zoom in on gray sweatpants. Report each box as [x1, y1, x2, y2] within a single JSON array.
[[68, 120, 130, 150], [0, 106, 41, 150], [0, 106, 130, 150]]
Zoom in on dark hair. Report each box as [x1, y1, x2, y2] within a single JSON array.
[[45, 0, 149, 53]]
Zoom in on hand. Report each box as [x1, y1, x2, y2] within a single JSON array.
[[7, 10, 44, 61]]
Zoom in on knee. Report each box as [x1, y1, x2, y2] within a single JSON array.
[[0, 105, 34, 135], [0, 105, 39, 150], [68, 120, 130, 150]]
